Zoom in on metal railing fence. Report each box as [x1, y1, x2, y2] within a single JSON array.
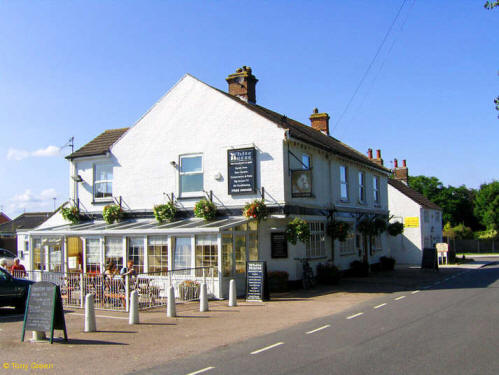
[[11, 267, 215, 312]]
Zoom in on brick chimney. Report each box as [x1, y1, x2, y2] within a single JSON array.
[[226, 66, 258, 103], [367, 148, 373, 160], [393, 158, 409, 185], [373, 149, 384, 166], [309, 108, 330, 136]]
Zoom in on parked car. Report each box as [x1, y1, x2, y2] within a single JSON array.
[[0, 248, 16, 268], [0, 268, 34, 312]]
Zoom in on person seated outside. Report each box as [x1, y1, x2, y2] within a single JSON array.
[[10, 258, 26, 277], [104, 261, 118, 280], [0, 258, 7, 271], [120, 259, 137, 278]]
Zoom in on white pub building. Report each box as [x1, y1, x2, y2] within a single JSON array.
[[21, 67, 391, 298]]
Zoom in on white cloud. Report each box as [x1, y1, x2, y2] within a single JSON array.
[[6, 145, 60, 160], [32, 145, 60, 157], [7, 148, 30, 161], [7, 188, 60, 215]]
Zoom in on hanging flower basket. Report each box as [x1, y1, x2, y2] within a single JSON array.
[[103, 204, 123, 224], [61, 205, 81, 224], [153, 202, 177, 224], [243, 199, 268, 222], [357, 217, 387, 236], [194, 199, 217, 221], [387, 222, 404, 236], [286, 218, 310, 245], [327, 220, 352, 242]]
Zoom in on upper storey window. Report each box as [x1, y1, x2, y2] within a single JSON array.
[[373, 176, 380, 204], [358, 172, 366, 203], [180, 154, 203, 196], [94, 164, 113, 200], [340, 165, 349, 201]]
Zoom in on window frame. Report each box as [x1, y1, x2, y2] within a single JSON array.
[[339, 165, 349, 201], [358, 171, 366, 203], [306, 221, 326, 259], [93, 163, 114, 202], [373, 176, 380, 205], [179, 154, 204, 197]]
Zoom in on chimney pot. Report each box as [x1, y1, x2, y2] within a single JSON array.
[[226, 66, 258, 103], [402, 159, 407, 168], [367, 148, 373, 159], [309, 108, 330, 136], [393, 158, 409, 185], [376, 149, 381, 159], [394, 158, 398, 168]]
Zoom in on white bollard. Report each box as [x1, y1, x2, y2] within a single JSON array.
[[84, 293, 96, 332], [200, 283, 208, 312], [129, 290, 139, 325], [229, 279, 237, 307], [167, 286, 176, 318]]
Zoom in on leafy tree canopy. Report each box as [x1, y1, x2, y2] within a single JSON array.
[[473, 181, 499, 230]]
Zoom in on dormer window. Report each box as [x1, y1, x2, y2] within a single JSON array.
[[94, 163, 113, 200]]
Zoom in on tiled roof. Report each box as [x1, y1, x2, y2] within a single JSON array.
[[0, 212, 52, 234], [214, 88, 390, 173], [388, 179, 441, 210], [66, 128, 129, 160]]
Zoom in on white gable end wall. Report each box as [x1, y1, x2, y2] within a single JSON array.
[[75, 75, 286, 212]]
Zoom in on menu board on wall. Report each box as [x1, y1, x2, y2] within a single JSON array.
[[271, 233, 288, 258], [228, 148, 257, 195]]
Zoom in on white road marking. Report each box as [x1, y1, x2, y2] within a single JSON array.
[[186, 367, 215, 375], [411, 290, 420, 294], [306, 325, 330, 334], [374, 303, 387, 309], [250, 342, 284, 355], [347, 313, 364, 320], [394, 296, 406, 301], [69, 312, 128, 320]]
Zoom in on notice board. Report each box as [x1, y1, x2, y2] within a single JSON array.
[[227, 148, 257, 195], [246, 261, 269, 302], [21, 281, 68, 344]]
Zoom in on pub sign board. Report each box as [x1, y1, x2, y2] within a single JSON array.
[[227, 148, 257, 195], [21, 282, 68, 344], [246, 261, 269, 302]]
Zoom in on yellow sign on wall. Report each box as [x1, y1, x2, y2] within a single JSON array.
[[404, 217, 419, 228]]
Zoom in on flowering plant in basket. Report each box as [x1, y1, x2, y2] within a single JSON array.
[[194, 199, 217, 221], [243, 199, 268, 222], [153, 202, 177, 223], [103, 204, 123, 224], [327, 220, 351, 242], [286, 218, 310, 245], [387, 222, 404, 236], [61, 205, 81, 224]]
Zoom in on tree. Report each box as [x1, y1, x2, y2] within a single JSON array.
[[408, 175, 480, 230], [473, 181, 499, 230], [484, 1, 499, 9]]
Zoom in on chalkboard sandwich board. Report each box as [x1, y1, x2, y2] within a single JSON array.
[[21, 281, 68, 344], [421, 248, 439, 271], [246, 261, 269, 302]]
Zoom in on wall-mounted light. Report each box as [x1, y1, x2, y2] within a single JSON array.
[[170, 161, 177, 167], [214, 172, 223, 181], [71, 174, 83, 183]]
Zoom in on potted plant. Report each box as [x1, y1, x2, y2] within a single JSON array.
[[103, 204, 123, 224], [286, 218, 310, 245], [153, 202, 177, 224], [178, 280, 200, 301], [243, 199, 268, 222], [61, 205, 81, 224], [327, 220, 352, 242], [267, 271, 289, 292], [387, 222, 404, 236], [194, 199, 217, 221], [316, 262, 341, 285]]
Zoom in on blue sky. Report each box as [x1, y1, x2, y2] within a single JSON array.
[[1, 1, 497, 219]]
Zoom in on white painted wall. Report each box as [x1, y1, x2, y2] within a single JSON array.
[[388, 184, 442, 265], [70, 75, 287, 214]]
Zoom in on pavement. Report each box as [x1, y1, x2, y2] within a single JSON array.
[[0, 260, 495, 375]]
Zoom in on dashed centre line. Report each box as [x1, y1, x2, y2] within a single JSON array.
[[394, 296, 406, 301], [186, 367, 215, 375], [347, 313, 364, 320], [374, 303, 387, 309], [411, 290, 420, 294], [250, 342, 284, 355], [306, 325, 330, 334]]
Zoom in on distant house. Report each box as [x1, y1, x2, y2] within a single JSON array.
[[0, 212, 10, 225], [0, 212, 51, 259], [387, 160, 442, 265]]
